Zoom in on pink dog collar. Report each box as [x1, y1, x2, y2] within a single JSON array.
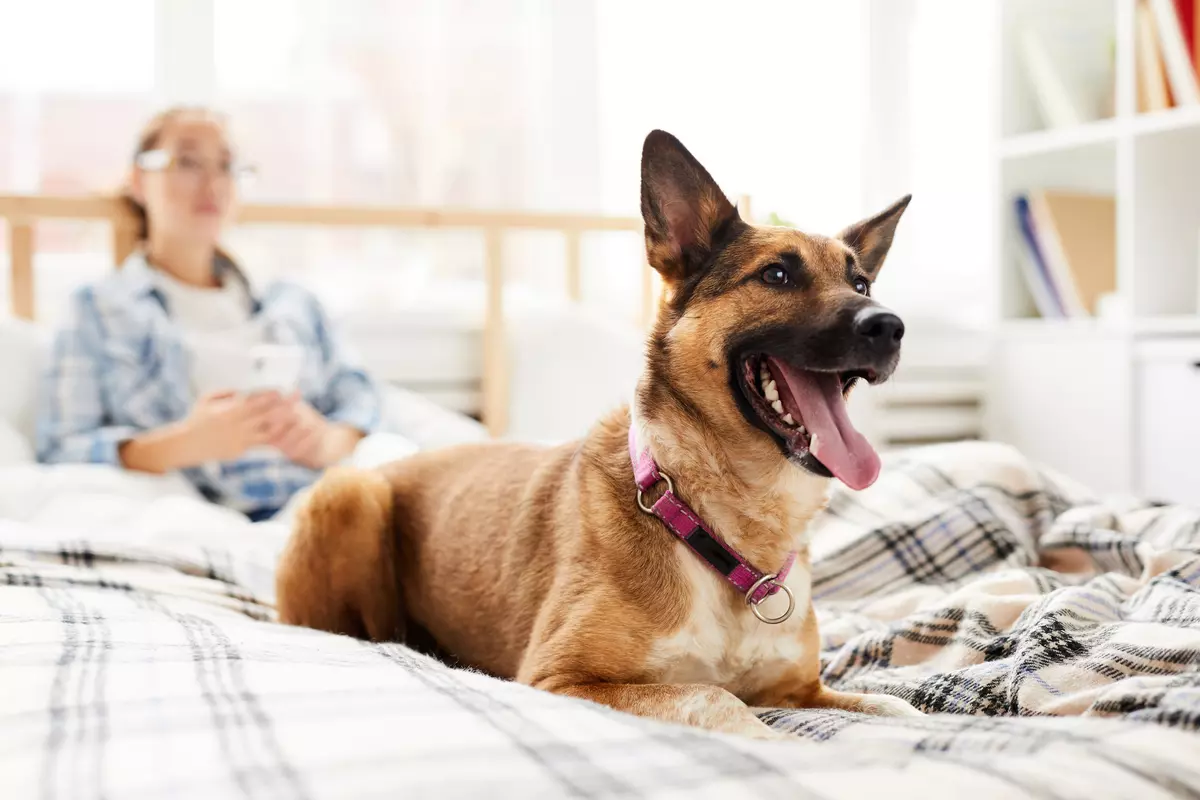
[[628, 426, 797, 624]]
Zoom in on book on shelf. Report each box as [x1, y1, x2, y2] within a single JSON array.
[[1014, 196, 1066, 319], [1177, 0, 1196, 56], [1150, 0, 1200, 105], [1192, 0, 1200, 79], [1137, 0, 1200, 111], [1013, 191, 1116, 319], [1139, 0, 1175, 111], [1017, 15, 1115, 130], [1019, 29, 1088, 128]]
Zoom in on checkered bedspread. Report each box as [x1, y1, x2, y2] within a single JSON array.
[[2, 441, 1199, 799]]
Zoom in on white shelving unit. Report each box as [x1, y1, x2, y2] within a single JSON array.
[[986, 0, 1200, 504]]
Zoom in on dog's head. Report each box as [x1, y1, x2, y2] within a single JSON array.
[[637, 130, 910, 491]]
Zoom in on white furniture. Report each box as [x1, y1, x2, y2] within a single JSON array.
[[987, 0, 1200, 505]]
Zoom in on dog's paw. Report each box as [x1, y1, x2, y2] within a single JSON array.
[[861, 693, 924, 718], [742, 722, 793, 741], [715, 714, 791, 741]]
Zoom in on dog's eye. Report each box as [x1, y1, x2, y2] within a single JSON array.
[[853, 277, 870, 295], [761, 265, 790, 286]]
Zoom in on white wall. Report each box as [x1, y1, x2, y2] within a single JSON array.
[[594, 0, 868, 234], [592, 0, 996, 329], [866, 0, 996, 328]]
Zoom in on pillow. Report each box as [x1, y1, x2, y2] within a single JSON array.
[[504, 304, 644, 443], [0, 316, 50, 448], [378, 383, 489, 449], [0, 420, 33, 465]]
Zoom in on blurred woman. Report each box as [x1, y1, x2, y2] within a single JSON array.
[[36, 106, 381, 521]]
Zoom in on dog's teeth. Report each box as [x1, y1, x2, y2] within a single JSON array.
[[764, 381, 778, 402], [798, 425, 807, 436], [771, 400, 784, 414], [810, 433, 819, 453], [782, 413, 795, 425]]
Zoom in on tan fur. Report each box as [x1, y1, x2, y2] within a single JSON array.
[[276, 467, 402, 642], [276, 131, 918, 738]]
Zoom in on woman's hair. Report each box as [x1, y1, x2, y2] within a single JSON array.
[[121, 106, 229, 241]]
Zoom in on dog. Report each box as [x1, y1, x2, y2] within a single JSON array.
[[275, 130, 920, 739]]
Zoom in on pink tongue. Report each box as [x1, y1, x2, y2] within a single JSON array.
[[767, 357, 881, 490]]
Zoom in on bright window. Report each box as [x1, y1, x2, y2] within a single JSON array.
[[1, 0, 883, 328]]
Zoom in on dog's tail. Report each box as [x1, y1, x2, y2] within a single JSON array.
[[275, 466, 405, 643]]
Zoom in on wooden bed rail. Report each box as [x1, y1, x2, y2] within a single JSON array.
[[0, 193, 750, 436]]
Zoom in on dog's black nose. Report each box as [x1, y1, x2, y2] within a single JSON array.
[[854, 308, 905, 349]]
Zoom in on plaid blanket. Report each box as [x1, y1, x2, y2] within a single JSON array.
[[2, 441, 1200, 798]]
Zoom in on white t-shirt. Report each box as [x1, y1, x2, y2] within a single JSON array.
[[150, 265, 270, 396], [151, 264, 253, 330]]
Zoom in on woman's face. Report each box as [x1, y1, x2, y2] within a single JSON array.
[[132, 114, 239, 247]]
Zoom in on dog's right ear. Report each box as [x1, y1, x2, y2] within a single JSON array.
[[640, 130, 739, 284]]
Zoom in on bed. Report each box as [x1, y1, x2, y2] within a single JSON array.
[[1, 439, 1199, 798], [3, 198, 1200, 798]]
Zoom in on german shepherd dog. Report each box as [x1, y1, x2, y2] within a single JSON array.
[[276, 130, 920, 738]]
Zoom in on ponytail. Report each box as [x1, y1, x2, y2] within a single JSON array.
[[120, 191, 149, 241]]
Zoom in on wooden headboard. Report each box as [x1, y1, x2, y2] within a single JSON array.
[[0, 194, 750, 436]]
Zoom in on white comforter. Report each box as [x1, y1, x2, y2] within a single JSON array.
[[0, 374, 486, 594], [0, 464, 285, 601], [0, 425, 433, 603]]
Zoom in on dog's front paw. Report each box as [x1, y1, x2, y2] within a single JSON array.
[[733, 723, 794, 742], [861, 693, 924, 718]]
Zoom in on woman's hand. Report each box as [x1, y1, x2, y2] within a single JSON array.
[[183, 390, 293, 462], [269, 393, 364, 469], [119, 390, 292, 473]]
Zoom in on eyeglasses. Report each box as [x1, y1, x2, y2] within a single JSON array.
[[135, 149, 258, 186]]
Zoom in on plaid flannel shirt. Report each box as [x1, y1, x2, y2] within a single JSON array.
[[35, 252, 382, 515]]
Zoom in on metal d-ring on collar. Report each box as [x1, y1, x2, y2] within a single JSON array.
[[636, 471, 674, 514], [744, 573, 796, 625]]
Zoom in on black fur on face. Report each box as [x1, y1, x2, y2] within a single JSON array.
[[722, 317, 893, 471], [724, 312, 900, 386]]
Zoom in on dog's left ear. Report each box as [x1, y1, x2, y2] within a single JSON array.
[[640, 130, 739, 283], [837, 194, 912, 280]]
